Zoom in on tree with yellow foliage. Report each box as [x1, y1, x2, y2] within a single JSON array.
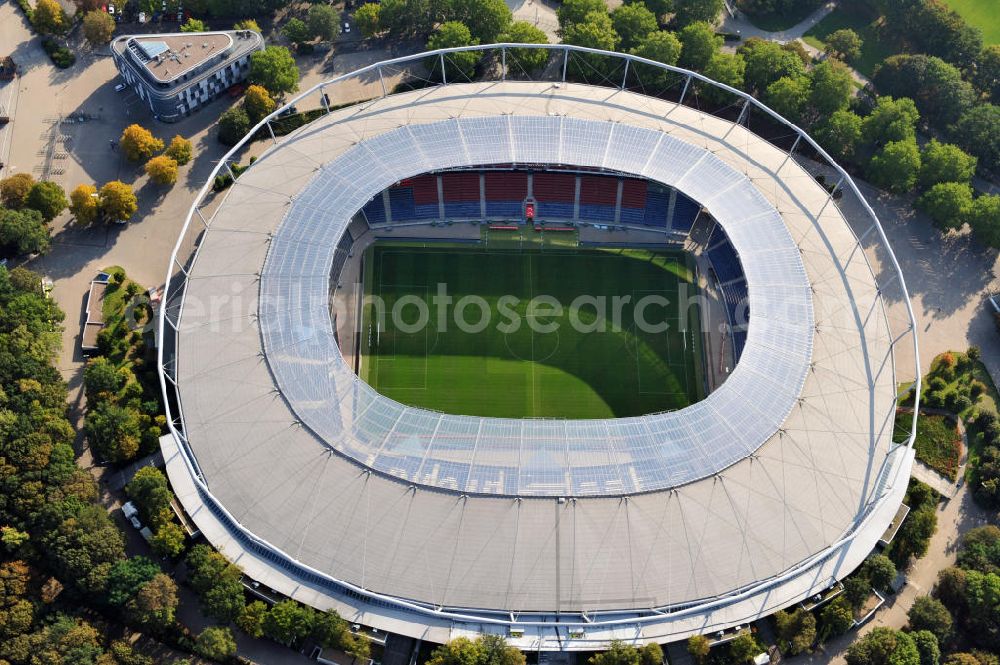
[[119, 124, 164, 162]]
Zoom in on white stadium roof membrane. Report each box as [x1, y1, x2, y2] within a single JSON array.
[[160, 46, 918, 648], [261, 115, 813, 496]]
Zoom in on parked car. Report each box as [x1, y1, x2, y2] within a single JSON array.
[[121, 501, 142, 529], [114, 82, 127, 92], [342, 21, 351, 33]]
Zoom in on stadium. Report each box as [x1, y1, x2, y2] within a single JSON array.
[[158, 45, 920, 652]]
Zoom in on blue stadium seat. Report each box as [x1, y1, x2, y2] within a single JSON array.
[[361, 197, 386, 225], [672, 192, 700, 232]]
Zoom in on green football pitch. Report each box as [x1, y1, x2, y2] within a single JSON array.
[[358, 238, 705, 419]]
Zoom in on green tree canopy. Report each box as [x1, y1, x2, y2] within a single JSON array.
[[920, 139, 977, 188], [127, 573, 178, 630], [678, 21, 721, 71], [973, 44, 1000, 103], [699, 52, 745, 103], [441, 0, 512, 43], [908, 595, 953, 644], [816, 109, 862, 161], [765, 75, 811, 123], [868, 139, 921, 193], [562, 11, 621, 78], [308, 5, 339, 41], [282, 18, 311, 45], [263, 599, 316, 645], [809, 59, 854, 116], [427, 21, 480, 82], [0, 173, 36, 208], [250, 46, 300, 96], [631, 30, 685, 91], [739, 37, 806, 94], [825, 28, 862, 62], [864, 554, 900, 592], [0, 208, 50, 256], [355, 3, 382, 37], [589, 640, 640, 665], [611, 3, 658, 51], [624, 0, 672, 18], [774, 607, 816, 655], [557, 0, 607, 31], [673, 0, 723, 27], [911, 630, 939, 665], [820, 596, 855, 636], [873, 54, 976, 127], [686, 635, 710, 663], [862, 96, 920, 146], [218, 105, 251, 146], [952, 104, 1000, 175], [918, 182, 974, 231], [106, 556, 160, 606], [498, 21, 550, 73], [180, 18, 207, 32], [967, 195, 1000, 248], [195, 626, 237, 661], [237, 600, 269, 638], [845, 627, 920, 665], [25, 181, 68, 222]]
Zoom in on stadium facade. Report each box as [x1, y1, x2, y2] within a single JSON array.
[[158, 45, 920, 651]]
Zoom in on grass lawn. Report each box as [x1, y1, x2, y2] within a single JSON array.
[[802, 10, 899, 78], [359, 242, 704, 419], [942, 0, 1000, 44], [895, 410, 962, 480]]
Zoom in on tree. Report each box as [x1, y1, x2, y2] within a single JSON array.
[[973, 44, 1000, 103], [427, 638, 482, 665], [283, 18, 311, 45], [120, 124, 164, 162], [969, 195, 1000, 248], [910, 631, 940, 665], [810, 59, 854, 116], [868, 139, 921, 194], [908, 596, 953, 644], [873, 54, 976, 127], [443, 0, 512, 43], [557, 0, 607, 31], [180, 18, 207, 32], [127, 574, 178, 630], [0, 208, 50, 255], [498, 21, 549, 72], [0, 173, 35, 208], [150, 522, 185, 558], [98, 181, 138, 223], [728, 631, 760, 663], [106, 556, 160, 606], [963, 570, 1000, 650], [243, 84, 276, 124], [218, 105, 251, 147], [250, 46, 300, 96], [355, 3, 382, 37], [165, 136, 193, 166], [638, 643, 662, 665], [195, 626, 237, 661], [686, 635, 710, 664], [958, 525, 1000, 574], [311, 610, 350, 649], [234, 19, 262, 32], [85, 401, 141, 462], [774, 607, 816, 655], [427, 22, 480, 82], [865, 555, 898, 593], [590, 640, 640, 665], [185, 545, 245, 622], [32, 0, 66, 34], [846, 627, 920, 665], [825, 28, 862, 62], [765, 75, 811, 123], [562, 12, 620, 78], [611, 3, 658, 51], [308, 5, 339, 41], [625, 0, 672, 19], [673, 0, 723, 27], [69, 184, 100, 225], [739, 37, 806, 94], [237, 600, 269, 638], [263, 599, 316, 645], [918, 182, 974, 231], [678, 21, 721, 71], [862, 96, 920, 146], [632, 30, 682, 67], [816, 110, 862, 161], [919, 139, 977, 188], [25, 181, 68, 222], [951, 104, 1000, 174], [144, 156, 179, 186], [821, 596, 855, 636], [83, 10, 116, 45], [126, 467, 173, 528], [376, 0, 435, 38], [943, 655, 982, 665]]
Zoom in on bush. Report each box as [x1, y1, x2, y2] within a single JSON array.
[[217, 106, 251, 146], [41, 38, 75, 68]]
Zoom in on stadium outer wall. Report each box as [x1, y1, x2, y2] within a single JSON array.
[[157, 45, 920, 650]]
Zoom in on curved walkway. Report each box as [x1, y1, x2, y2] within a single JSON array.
[[720, 1, 836, 43]]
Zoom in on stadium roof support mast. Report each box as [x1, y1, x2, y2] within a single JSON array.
[[157, 44, 921, 641]]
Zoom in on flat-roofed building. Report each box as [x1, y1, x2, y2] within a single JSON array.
[[111, 30, 264, 122]]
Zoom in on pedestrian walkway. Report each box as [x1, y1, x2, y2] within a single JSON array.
[[720, 1, 836, 44], [910, 459, 958, 499]]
